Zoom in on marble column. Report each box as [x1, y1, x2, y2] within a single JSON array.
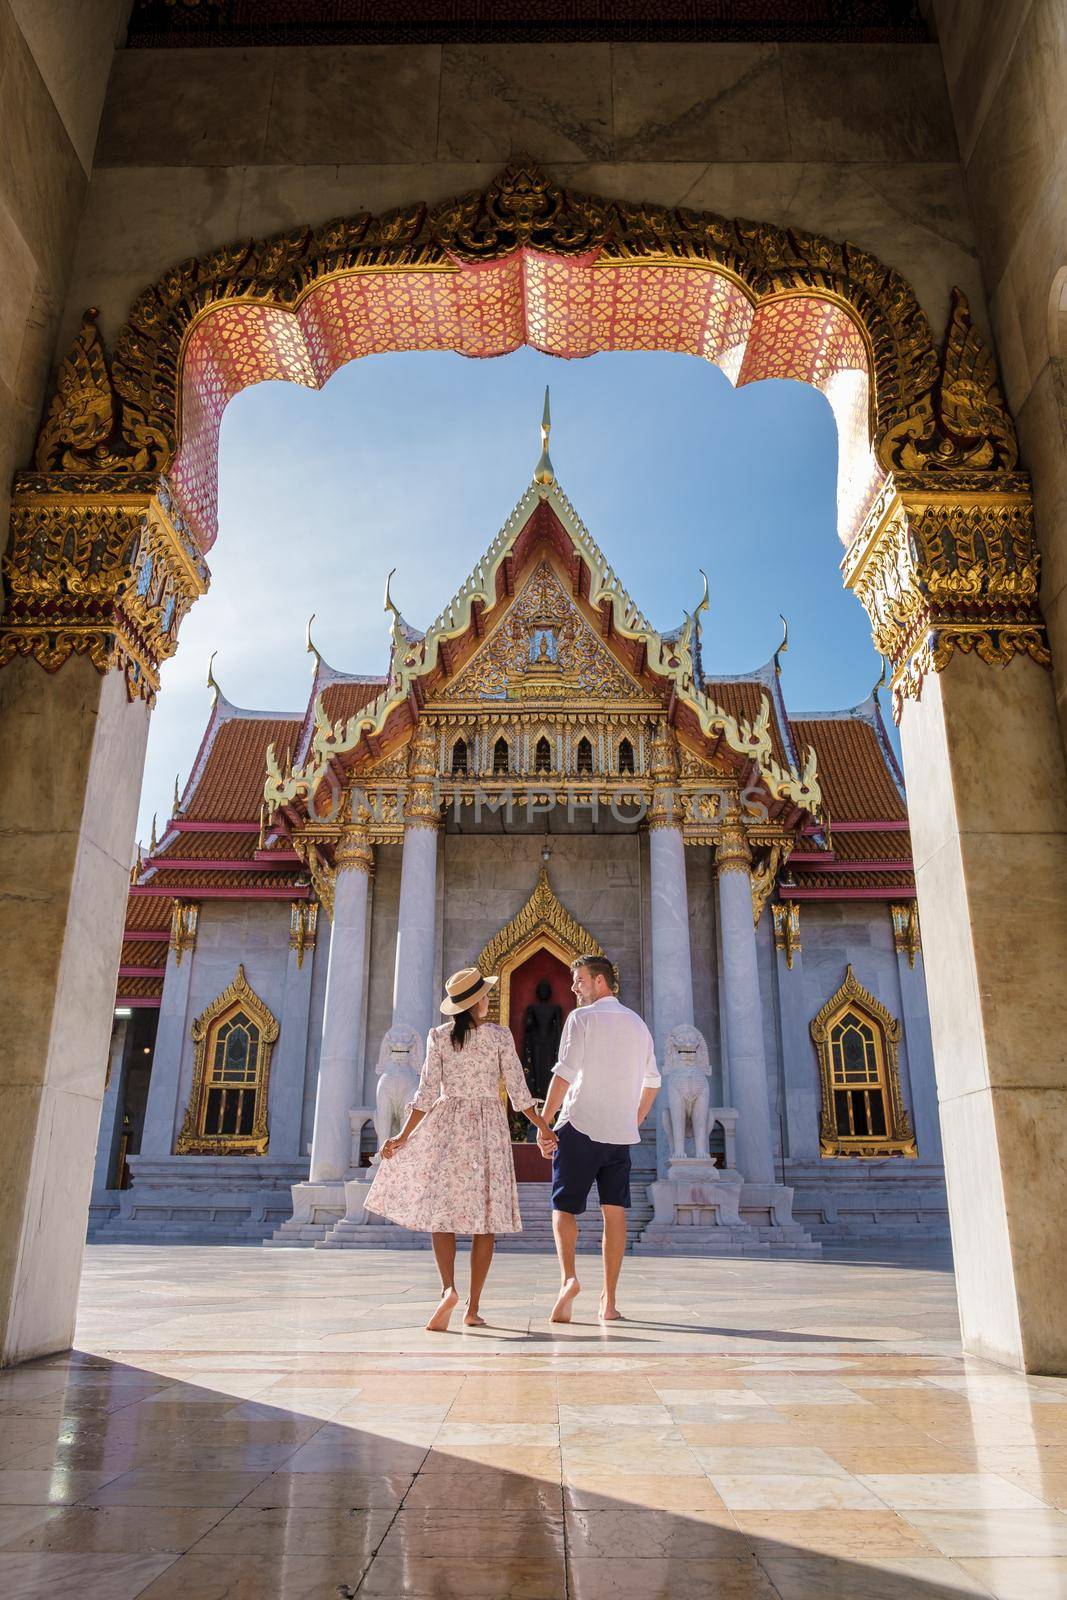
[[91, 1016, 130, 1196], [899, 652, 1067, 1372], [309, 827, 373, 1183], [647, 729, 695, 1062], [391, 726, 441, 1041], [772, 904, 821, 1161], [139, 906, 198, 1158], [0, 657, 150, 1366], [890, 905, 943, 1164], [268, 904, 319, 1163], [717, 815, 776, 1185]]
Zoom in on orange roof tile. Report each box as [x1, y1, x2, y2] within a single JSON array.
[[122, 939, 168, 966], [116, 976, 164, 1000], [791, 716, 906, 822], [185, 715, 300, 822], [156, 830, 260, 862], [319, 679, 385, 725], [123, 896, 172, 931], [137, 868, 305, 892]]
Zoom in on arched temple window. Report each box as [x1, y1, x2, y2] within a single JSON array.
[[176, 965, 278, 1155], [576, 736, 594, 775], [451, 738, 468, 775], [492, 736, 510, 776], [618, 737, 635, 775], [810, 965, 916, 1159], [534, 735, 552, 774]]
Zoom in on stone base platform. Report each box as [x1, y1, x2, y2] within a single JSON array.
[[88, 1157, 308, 1244]]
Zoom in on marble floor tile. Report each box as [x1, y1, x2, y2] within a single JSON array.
[[81, 1467, 272, 1507], [0, 1467, 123, 1504], [707, 1472, 888, 1511], [956, 1556, 1067, 1599], [759, 1553, 992, 1598], [133, 1552, 369, 1600], [0, 1550, 178, 1600], [379, 1508, 565, 1560], [357, 1555, 566, 1596], [241, 1470, 413, 1509], [902, 1507, 1067, 1558], [858, 1472, 1048, 1510], [732, 1509, 938, 1557], [403, 1468, 563, 1512], [565, 1507, 749, 1559], [0, 1505, 55, 1546], [568, 1555, 781, 1599], [0, 1503, 230, 1553], [691, 1446, 852, 1477], [191, 1504, 393, 1556]]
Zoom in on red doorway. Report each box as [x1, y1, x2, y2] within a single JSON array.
[[507, 947, 575, 1181]]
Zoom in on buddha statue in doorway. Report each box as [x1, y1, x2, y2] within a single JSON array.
[[522, 977, 563, 1101]]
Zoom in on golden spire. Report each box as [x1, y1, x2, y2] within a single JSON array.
[[206, 649, 222, 704], [383, 568, 400, 621], [871, 654, 887, 703], [173, 772, 182, 816], [533, 386, 555, 485], [149, 812, 158, 853]]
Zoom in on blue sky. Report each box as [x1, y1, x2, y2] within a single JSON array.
[[138, 347, 885, 842]]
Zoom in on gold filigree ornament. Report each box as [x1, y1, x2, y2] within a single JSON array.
[[750, 842, 791, 927], [772, 901, 802, 969], [810, 964, 916, 1160], [0, 475, 209, 705], [477, 865, 617, 1027]]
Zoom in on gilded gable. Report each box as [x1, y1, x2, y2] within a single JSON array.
[[438, 561, 647, 704]]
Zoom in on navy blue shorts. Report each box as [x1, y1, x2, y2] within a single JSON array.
[[551, 1122, 632, 1214]]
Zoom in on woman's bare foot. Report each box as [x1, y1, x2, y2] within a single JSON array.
[[550, 1277, 581, 1323], [425, 1287, 459, 1332], [464, 1306, 486, 1327]]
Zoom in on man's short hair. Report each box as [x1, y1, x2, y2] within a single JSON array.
[[571, 954, 615, 990]]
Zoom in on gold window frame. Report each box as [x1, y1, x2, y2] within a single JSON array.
[[176, 964, 279, 1155], [810, 964, 916, 1159]]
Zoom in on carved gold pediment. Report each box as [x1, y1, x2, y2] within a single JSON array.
[[477, 865, 617, 1027], [438, 560, 644, 707]]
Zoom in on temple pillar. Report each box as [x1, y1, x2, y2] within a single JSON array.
[[391, 725, 441, 1042], [140, 904, 199, 1156], [91, 1016, 130, 1196], [716, 814, 776, 1185], [308, 825, 374, 1183], [647, 729, 695, 1062], [268, 904, 319, 1162], [848, 472, 1067, 1370], [890, 904, 943, 1164], [772, 904, 821, 1161]]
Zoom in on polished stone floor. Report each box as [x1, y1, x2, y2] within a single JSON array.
[[1, 1242, 1066, 1597]]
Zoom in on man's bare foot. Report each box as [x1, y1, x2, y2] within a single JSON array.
[[599, 1300, 624, 1322], [425, 1287, 459, 1332], [550, 1277, 581, 1323], [463, 1306, 486, 1327]]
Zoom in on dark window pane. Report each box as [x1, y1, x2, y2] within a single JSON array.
[[870, 1095, 888, 1136], [618, 739, 635, 774], [833, 1089, 851, 1136], [205, 1088, 223, 1135], [850, 1091, 870, 1136]]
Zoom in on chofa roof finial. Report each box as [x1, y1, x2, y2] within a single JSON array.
[[533, 386, 555, 486], [306, 612, 322, 672], [206, 649, 223, 705], [871, 653, 887, 703], [773, 614, 789, 675]]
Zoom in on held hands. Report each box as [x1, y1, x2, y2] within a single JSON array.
[[536, 1125, 558, 1158]]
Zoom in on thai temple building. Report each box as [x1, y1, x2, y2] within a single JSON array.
[[90, 408, 947, 1251]]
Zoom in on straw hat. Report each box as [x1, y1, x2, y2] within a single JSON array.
[[440, 966, 498, 1015]]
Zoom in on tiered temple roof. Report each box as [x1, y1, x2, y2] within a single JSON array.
[[118, 439, 914, 1008]]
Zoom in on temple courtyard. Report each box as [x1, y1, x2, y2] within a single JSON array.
[[0, 1246, 1064, 1597]]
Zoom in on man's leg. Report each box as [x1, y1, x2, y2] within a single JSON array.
[[550, 1209, 581, 1323], [599, 1206, 627, 1321]]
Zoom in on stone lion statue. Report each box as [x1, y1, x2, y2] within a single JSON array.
[[663, 1023, 712, 1161], [372, 1024, 423, 1158]]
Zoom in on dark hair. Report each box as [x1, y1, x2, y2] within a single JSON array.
[[450, 1009, 477, 1051], [571, 954, 615, 990]]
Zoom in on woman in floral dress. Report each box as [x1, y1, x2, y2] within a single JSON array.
[[365, 966, 557, 1332]]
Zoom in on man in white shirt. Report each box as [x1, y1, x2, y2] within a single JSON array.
[[537, 954, 661, 1323]]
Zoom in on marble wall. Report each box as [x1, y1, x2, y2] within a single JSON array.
[[933, 0, 1067, 754]]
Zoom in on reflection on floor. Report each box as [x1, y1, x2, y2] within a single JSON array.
[[0, 1243, 1065, 1597]]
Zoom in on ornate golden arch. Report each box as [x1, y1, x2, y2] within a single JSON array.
[[176, 964, 279, 1156], [477, 865, 617, 1028], [810, 964, 916, 1160], [4, 158, 1047, 719]]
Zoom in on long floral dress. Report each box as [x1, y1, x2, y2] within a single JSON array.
[[363, 1019, 535, 1234]]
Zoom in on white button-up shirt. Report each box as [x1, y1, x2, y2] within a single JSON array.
[[551, 996, 661, 1147]]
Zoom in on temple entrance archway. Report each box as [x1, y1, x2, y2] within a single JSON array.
[[4, 162, 1067, 1374]]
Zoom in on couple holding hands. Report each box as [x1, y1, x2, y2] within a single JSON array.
[[365, 954, 661, 1331]]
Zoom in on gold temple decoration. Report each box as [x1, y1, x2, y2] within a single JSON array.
[[810, 965, 916, 1159], [772, 901, 801, 969], [890, 901, 921, 968], [288, 901, 319, 969], [292, 835, 335, 922], [176, 964, 278, 1156], [404, 724, 442, 828], [648, 726, 682, 830], [715, 807, 752, 876], [751, 842, 790, 925], [9, 163, 1041, 729], [169, 899, 199, 966], [477, 865, 616, 1028], [533, 387, 555, 486]]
